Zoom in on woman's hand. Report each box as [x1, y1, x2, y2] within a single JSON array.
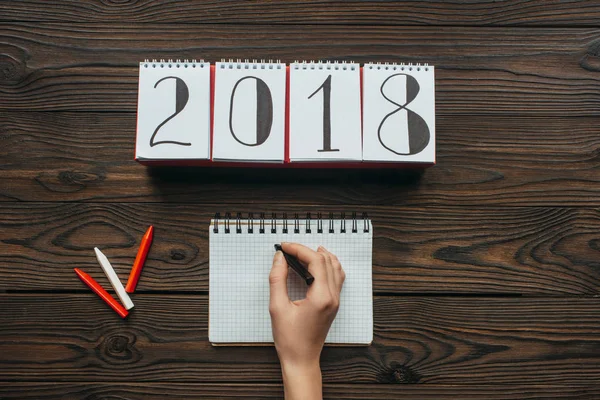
[[269, 242, 345, 400]]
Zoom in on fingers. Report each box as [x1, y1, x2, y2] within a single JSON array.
[[317, 246, 336, 295], [318, 246, 345, 294], [281, 242, 320, 264], [281, 242, 327, 285], [269, 250, 290, 314]]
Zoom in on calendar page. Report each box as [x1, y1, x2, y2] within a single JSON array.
[[136, 60, 211, 160]]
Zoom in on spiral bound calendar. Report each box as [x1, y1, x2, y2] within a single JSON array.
[[136, 59, 435, 167], [209, 213, 373, 345]]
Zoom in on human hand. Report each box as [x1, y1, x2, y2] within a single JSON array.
[[269, 242, 345, 399]]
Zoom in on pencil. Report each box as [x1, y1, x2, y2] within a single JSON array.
[[126, 225, 154, 293], [94, 247, 135, 310], [74, 268, 129, 318]]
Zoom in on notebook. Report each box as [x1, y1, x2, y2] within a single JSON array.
[[209, 213, 373, 345], [135, 59, 435, 166]]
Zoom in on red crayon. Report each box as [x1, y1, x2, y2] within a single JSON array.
[[126, 225, 154, 293], [74, 268, 129, 319]]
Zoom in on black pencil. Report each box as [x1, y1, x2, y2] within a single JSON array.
[[274, 244, 314, 285]]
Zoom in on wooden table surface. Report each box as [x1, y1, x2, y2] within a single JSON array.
[[1, 1, 600, 399]]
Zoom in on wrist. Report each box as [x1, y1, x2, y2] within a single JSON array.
[[281, 359, 322, 400], [281, 358, 320, 377]]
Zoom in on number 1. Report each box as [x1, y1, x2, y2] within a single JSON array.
[[308, 75, 339, 152]]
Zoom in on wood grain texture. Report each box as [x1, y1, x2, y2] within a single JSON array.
[[2, 383, 600, 400], [1, 203, 600, 295], [1, 294, 600, 384], [1, 113, 599, 206], [2, 1, 600, 26], [1, 24, 600, 114]]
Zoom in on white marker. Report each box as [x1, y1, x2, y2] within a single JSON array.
[[94, 247, 135, 310]]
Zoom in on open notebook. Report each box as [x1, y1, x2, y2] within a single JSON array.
[[209, 213, 373, 345]]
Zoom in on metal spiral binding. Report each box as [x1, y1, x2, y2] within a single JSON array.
[[366, 61, 430, 72], [259, 212, 266, 234], [142, 58, 206, 69], [236, 212, 242, 234], [213, 212, 220, 233], [212, 212, 369, 234], [248, 212, 254, 234], [291, 60, 357, 71], [317, 213, 323, 234], [217, 59, 284, 70], [294, 213, 300, 234], [224, 212, 231, 234], [329, 212, 335, 233]]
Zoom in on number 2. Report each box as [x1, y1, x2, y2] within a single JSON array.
[[308, 74, 339, 153], [150, 76, 191, 147]]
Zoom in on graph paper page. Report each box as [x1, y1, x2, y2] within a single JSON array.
[[209, 219, 373, 345]]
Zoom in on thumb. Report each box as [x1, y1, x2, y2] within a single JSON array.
[[269, 251, 290, 309]]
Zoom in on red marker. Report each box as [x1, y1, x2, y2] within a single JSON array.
[[74, 268, 129, 319], [126, 225, 154, 293]]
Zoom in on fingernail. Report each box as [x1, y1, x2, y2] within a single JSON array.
[[318, 245, 326, 251], [274, 251, 284, 264]]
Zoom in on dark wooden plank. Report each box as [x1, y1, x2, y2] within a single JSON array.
[[2, 1, 600, 26], [1, 203, 599, 295], [1, 113, 599, 206], [1, 24, 600, 115], [2, 383, 600, 399], [1, 295, 599, 383]]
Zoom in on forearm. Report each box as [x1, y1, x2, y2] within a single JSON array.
[[281, 361, 323, 400]]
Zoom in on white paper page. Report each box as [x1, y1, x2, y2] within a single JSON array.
[[209, 219, 373, 345], [362, 63, 435, 163], [136, 60, 211, 160], [212, 62, 286, 162], [289, 62, 362, 161]]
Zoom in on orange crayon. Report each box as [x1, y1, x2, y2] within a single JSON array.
[[126, 225, 154, 293]]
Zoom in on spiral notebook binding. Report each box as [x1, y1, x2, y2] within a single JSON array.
[[218, 59, 284, 70], [212, 212, 369, 234], [329, 212, 335, 233], [259, 212, 266, 234], [317, 213, 323, 234], [140, 59, 426, 71], [248, 213, 254, 234], [224, 212, 231, 234], [142, 59, 207, 69], [294, 213, 300, 234], [366, 61, 430, 72], [236, 212, 242, 234], [292, 60, 357, 71]]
